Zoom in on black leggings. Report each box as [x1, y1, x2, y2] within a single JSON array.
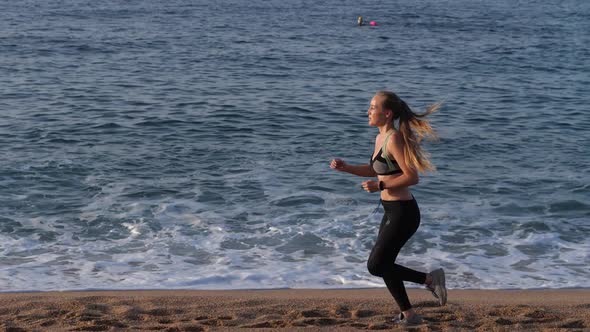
[[367, 198, 427, 311]]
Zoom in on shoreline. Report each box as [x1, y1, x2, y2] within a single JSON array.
[[1, 288, 589, 331], [4, 285, 589, 294]]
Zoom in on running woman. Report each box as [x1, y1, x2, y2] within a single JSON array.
[[330, 91, 447, 325]]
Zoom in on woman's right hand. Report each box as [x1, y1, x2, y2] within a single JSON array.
[[330, 158, 347, 171]]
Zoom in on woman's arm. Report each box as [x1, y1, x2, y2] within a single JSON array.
[[330, 158, 377, 177]]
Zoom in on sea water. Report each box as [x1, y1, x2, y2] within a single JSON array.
[[0, 0, 589, 291]]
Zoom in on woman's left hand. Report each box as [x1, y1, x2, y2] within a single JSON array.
[[362, 180, 380, 193]]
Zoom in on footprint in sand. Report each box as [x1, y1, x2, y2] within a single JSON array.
[[351, 309, 377, 319], [143, 325, 168, 330], [111, 305, 143, 321], [196, 319, 218, 326], [329, 305, 352, 318], [520, 308, 559, 323], [348, 322, 367, 328], [300, 309, 329, 318], [560, 320, 586, 329], [367, 322, 389, 330], [5, 328, 28, 332], [180, 326, 205, 332], [84, 303, 109, 313], [240, 320, 286, 328], [425, 311, 459, 323], [495, 317, 514, 325], [71, 325, 110, 331], [94, 319, 128, 328], [293, 317, 341, 326], [76, 309, 104, 322], [147, 308, 172, 316], [40, 319, 57, 327]]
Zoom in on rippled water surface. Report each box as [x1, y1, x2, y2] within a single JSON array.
[[1, 0, 589, 291]]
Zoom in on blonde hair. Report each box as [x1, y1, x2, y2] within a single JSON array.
[[375, 91, 440, 172]]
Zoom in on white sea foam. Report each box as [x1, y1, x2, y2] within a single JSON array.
[[3, 189, 588, 292]]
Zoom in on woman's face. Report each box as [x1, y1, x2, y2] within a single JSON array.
[[367, 95, 391, 127]]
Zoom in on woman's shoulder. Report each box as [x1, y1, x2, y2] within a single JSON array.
[[387, 131, 404, 149], [387, 130, 402, 141]]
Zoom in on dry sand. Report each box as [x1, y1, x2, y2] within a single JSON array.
[[1, 288, 589, 331]]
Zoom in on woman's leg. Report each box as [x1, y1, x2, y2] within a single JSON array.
[[367, 199, 426, 311]]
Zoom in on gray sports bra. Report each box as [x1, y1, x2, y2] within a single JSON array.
[[370, 132, 402, 175]]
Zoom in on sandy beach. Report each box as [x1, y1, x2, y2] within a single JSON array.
[[1, 288, 588, 331]]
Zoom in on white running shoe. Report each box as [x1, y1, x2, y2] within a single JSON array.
[[392, 312, 423, 325], [428, 268, 447, 306]]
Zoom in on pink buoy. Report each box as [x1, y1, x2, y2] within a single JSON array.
[[369, 21, 377, 26]]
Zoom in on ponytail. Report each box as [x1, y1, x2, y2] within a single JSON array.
[[375, 91, 440, 172]]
